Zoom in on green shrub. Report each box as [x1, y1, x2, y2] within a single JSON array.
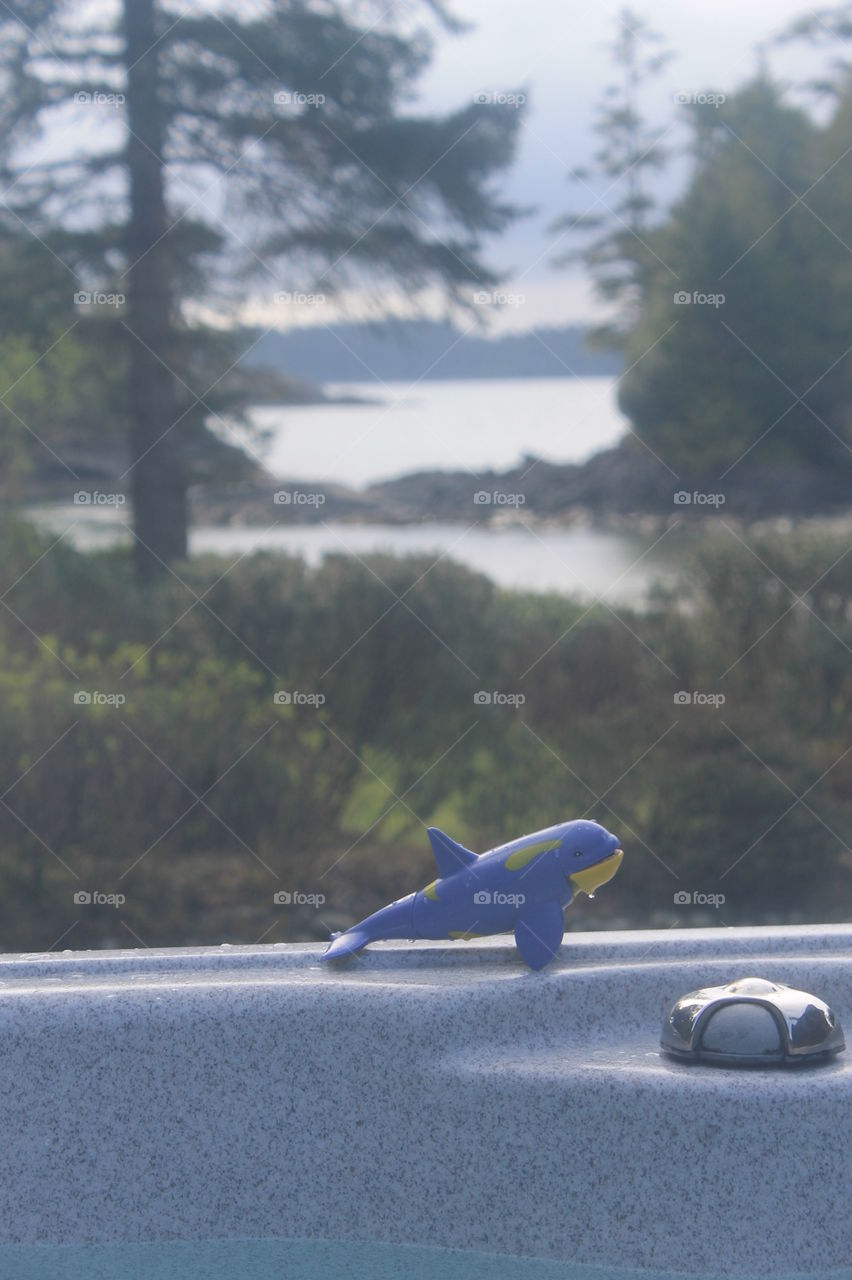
[[0, 519, 850, 949]]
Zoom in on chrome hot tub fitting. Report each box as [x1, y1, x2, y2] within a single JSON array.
[[661, 977, 846, 1066]]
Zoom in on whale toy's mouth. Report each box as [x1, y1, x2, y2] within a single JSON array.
[[569, 848, 623, 896]]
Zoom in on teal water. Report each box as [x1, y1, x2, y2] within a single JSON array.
[[0, 1238, 848, 1280]]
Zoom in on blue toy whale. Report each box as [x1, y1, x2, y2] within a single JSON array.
[[323, 819, 623, 970]]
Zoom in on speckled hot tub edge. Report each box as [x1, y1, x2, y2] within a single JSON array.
[[1, 925, 851, 1279]]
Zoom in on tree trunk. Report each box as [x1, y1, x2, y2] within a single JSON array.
[[123, 0, 187, 579]]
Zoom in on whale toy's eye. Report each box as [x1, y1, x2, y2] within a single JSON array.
[[573, 850, 584, 858]]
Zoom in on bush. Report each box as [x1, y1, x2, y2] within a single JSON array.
[[0, 519, 850, 949]]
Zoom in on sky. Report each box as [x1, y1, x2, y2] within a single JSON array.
[[299, 0, 838, 332], [54, 0, 839, 336]]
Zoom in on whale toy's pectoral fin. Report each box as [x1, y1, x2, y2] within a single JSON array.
[[323, 929, 371, 962], [427, 827, 478, 878], [514, 901, 565, 971]]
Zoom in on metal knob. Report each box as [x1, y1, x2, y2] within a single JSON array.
[[661, 977, 845, 1066]]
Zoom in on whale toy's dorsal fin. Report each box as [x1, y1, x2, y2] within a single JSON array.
[[427, 827, 478, 878]]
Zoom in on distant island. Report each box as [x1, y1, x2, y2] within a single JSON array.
[[241, 320, 622, 385]]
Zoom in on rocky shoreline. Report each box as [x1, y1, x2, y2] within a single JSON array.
[[23, 433, 852, 533], [188, 436, 852, 530]]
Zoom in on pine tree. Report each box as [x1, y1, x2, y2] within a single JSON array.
[[552, 6, 673, 345], [0, 0, 523, 577], [619, 77, 852, 476]]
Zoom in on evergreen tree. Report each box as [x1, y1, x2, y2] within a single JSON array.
[[552, 6, 673, 344], [620, 78, 852, 477], [0, 0, 523, 577]]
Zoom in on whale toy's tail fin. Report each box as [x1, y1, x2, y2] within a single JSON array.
[[323, 929, 371, 961]]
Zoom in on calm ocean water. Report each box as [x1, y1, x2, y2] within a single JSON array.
[[249, 375, 627, 485], [188, 522, 674, 604], [29, 377, 677, 601], [27, 514, 674, 604]]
